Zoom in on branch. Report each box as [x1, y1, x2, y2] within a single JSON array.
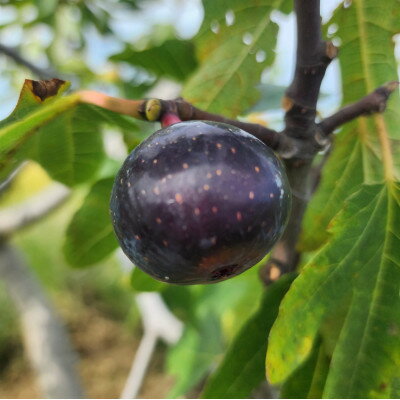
[[261, 0, 337, 283], [0, 242, 84, 398], [166, 98, 290, 152], [0, 43, 56, 80], [318, 81, 399, 135], [0, 183, 70, 237], [282, 0, 338, 144], [78, 90, 290, 154], [285, 2, 337, 114]]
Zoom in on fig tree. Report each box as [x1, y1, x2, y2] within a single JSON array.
[[110, 120, 291, 284]]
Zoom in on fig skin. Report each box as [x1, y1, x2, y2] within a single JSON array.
[[110, 120, 291, 284]]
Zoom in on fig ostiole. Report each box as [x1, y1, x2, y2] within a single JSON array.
[[110, 120, 291, 284]]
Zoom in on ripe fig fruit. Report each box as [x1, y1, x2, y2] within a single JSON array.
[[110, 120, 291, 284]]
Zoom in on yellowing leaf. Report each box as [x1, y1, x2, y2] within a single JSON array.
[[301, 0, 400, 250], [267, 183, 400, 398]]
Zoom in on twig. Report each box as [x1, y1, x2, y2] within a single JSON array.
[[0, 43, 56, 80], [318, 81, 399, 135], [0, 242, 84, 398], [0, 183, 70, 237]]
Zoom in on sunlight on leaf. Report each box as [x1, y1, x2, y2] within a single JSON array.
[[0, 80, 141, 186], [183, 0, 291, 118]]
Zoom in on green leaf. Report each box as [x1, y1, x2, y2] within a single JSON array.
[[249, 84, 328, 114], [0, 79, 73, 180], [301, 0, 400, 250], [300, 131, 364, 250], [182, 0, 290, 118], [111, 39, 197, 82], [267, 183, 400, 398], [162, 286, 196, 325], [167, 315, 224, 398], [0, 81, 105, 186], [202, 273, 296, 399], [273, 5, 400, 392], [33, 0, 58, 18], [165, 268, 263, 398], [119, 81, 155, 102], [130, 267, 167, 292], [29, 103, 106, 186], [0, 80, 141, 187], [280, 337, 329, 399], [63, 177, 118, 267], [248, 84, 287, 112], [391, 377, 400, 397]]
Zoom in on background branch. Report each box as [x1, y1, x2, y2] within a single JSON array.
[[120, 289, 183, 399], [0, 242, 84, 398], [0, 43, 56, 80], [0, 183, 70, 237]]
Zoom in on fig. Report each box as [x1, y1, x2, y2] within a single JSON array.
[[110, 121, 291, 284]]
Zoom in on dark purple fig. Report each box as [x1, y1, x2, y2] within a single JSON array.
[[110, 121, 291, 284]]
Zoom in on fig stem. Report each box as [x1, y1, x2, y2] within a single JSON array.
[[161, 112, 182, 128]]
